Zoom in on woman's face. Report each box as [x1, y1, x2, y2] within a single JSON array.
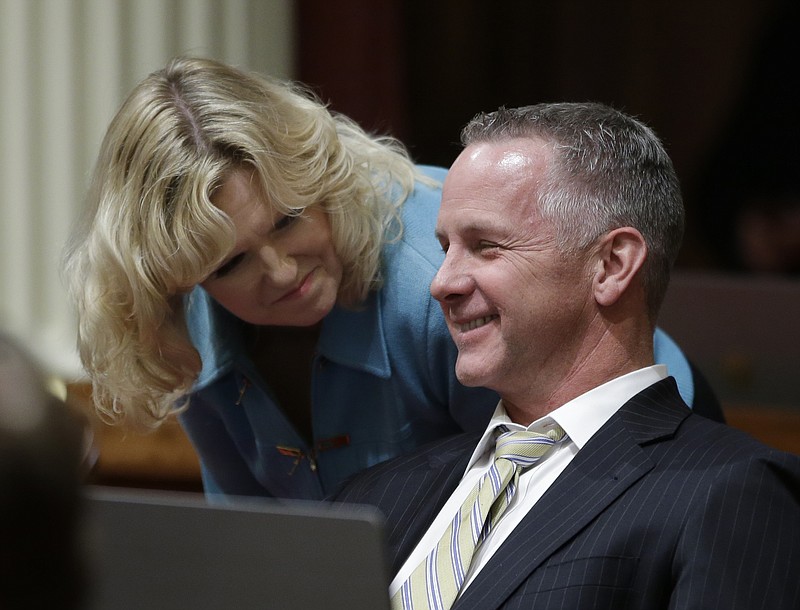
[[200, 168, 343, 327]]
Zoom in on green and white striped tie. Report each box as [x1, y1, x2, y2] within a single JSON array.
[[392, 424, 566, 610]]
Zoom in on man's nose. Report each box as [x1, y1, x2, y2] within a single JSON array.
[[430, 249, 474, 304], [258, 243, 296, 285]]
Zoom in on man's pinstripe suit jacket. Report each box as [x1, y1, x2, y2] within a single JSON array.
[[334, 378, 800, 609]]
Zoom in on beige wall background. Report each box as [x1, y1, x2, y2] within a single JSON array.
[[0, 0, 294, 378]]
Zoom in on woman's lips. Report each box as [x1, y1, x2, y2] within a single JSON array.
[[275, 268, 316, 303]]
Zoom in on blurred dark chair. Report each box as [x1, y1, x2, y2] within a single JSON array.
[[660, 272, 800, 454]]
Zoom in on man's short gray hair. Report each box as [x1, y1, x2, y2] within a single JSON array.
[[460, 102, 684, 317]]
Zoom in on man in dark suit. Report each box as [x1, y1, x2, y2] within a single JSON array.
[[335, 103, 800, 609]]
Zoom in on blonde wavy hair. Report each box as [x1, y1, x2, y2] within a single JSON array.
[[62, 56, 424, 428]]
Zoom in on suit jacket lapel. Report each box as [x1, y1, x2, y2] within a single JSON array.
[[454, 378, 690, 610], [387, 434, 479, 574]]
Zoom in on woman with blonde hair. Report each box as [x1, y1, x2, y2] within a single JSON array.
[[63, 57, 712, 500]]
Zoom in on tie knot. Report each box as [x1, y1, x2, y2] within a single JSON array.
[[494, 424, 566, 468]]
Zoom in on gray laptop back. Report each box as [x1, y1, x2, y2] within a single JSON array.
[[82, 486, 391, 610]]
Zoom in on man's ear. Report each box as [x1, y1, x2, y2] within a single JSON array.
[[591, 227, 647, 307]]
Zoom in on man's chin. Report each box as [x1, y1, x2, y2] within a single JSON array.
[[454, 361, 494, 389]]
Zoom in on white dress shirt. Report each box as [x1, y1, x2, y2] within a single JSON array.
[[389, 365, 669, 597]]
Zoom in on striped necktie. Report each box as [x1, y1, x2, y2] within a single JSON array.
[[392, 424, 566, 610]]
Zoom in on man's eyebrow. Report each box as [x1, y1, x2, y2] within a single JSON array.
[[436, 221, 498, 239]]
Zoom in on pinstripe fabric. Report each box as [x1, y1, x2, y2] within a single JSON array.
[[334, 378, 800, 609], [336, 433, 479, 575], [391, 427, 566, 610]]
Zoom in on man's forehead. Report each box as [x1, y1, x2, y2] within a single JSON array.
[[438, 140, 548, 233], [435, 198, 533, 241], [461, 137, 550, 165], [462, 142, 538, 170]]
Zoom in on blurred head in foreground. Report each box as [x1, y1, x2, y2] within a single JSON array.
[[0, 334, 87, 609]]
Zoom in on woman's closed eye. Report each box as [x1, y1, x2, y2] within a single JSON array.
[[212, 252, 245, 279], [273, 213, 300, 232]]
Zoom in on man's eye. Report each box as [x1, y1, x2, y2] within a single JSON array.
[[212, 253, 245, 279]]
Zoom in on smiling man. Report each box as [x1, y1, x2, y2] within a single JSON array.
[[335, 103, 800, 610], [431, 136, 607, 424]]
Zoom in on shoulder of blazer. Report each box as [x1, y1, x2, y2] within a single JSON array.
[[333, 433, 482, 573], [614, 377, 799, 480], [332, 433, 480, 504], [615, 376, 692, 445]]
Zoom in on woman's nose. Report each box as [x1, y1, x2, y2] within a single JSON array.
[[258, 244, 296, 285]]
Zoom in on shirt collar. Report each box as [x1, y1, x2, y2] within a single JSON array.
[[185, 286, 391, 392], [317, 291, 391, 378], [184, 287, 242, 391], [464, 365, 668, 471]]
